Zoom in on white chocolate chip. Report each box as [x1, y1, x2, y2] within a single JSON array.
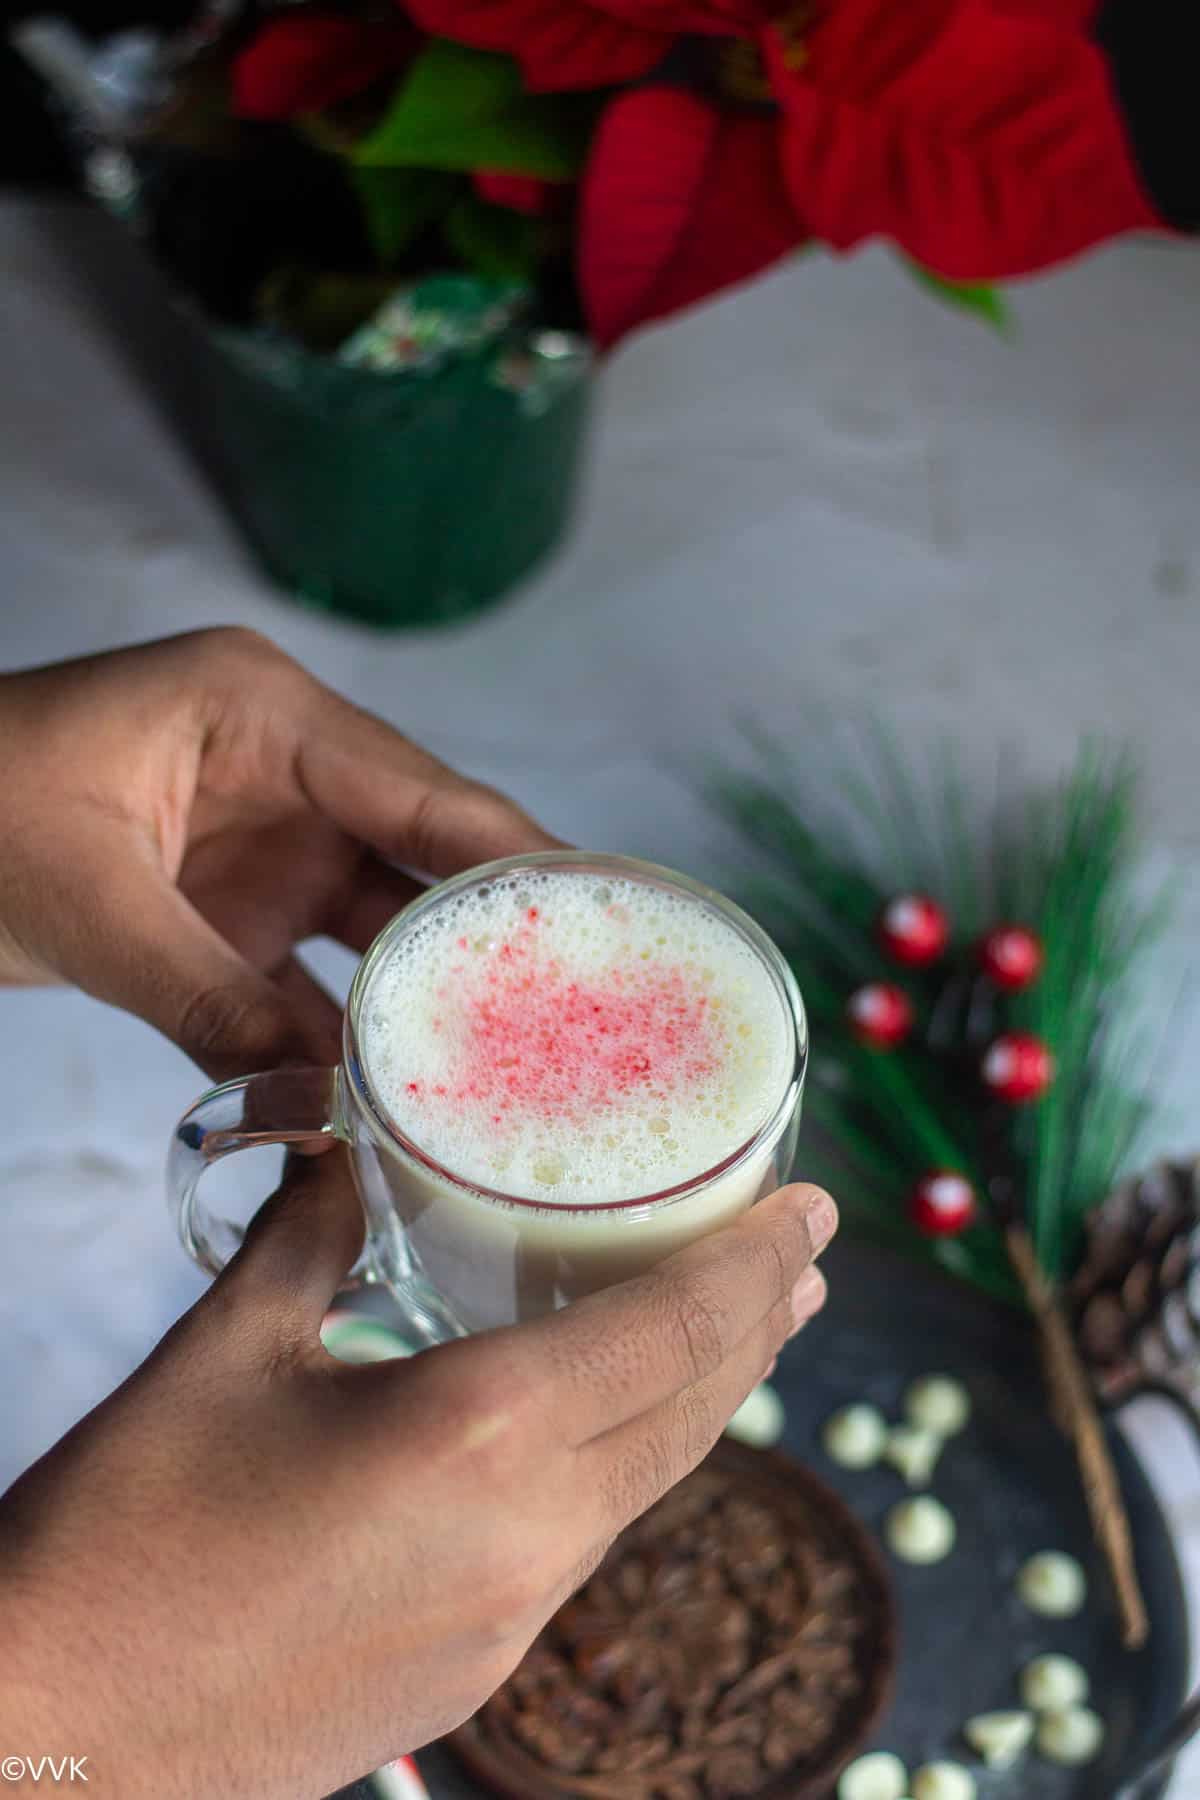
[[1020, 1654, 1090, 1713], [837, 1751, 909, 1800], [963, 1711, 1035, 1768], [724, 1381, 785, 1449], [904, 1374, 971, 1437], [1017, 1551, 1088, 1618], [885, 1424, 943, 1489], [824, 1403, 889, 1470], [885, 1496, 957, 1565], [1036, 1707, 1105, 1766], [911, 1762, 976, 1800]]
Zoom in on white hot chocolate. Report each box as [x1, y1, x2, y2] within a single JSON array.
[[358, 866, 798, 1328]]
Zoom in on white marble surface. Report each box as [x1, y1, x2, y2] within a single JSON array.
[[2, 195, 1200, 1791]]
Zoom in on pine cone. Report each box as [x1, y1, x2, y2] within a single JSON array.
[[1069, 1156, 1200, 1405]]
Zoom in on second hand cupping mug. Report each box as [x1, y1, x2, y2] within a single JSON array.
[[169, 852, 808, 1346]]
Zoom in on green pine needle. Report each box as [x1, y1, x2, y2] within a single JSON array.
[[712, 731, 1172, 1301]]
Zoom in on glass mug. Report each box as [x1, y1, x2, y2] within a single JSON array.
[[168, 853, 808, 1345]]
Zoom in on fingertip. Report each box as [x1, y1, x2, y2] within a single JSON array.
[[764, 1182, 839, 1255], [409, 782, 565, 879], [804, 1188, 839, 1254]]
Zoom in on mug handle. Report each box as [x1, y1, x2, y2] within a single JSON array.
[[168, 1067, 343, 1276]]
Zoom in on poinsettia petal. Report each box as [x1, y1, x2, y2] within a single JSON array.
[[570, 0, 762, 28], [580, 86, 800, 347], [233, 14, 418, 120], [769, 0, 1162, 278], [400, 0, 651, 90], [474, 170, 568, 212], [991, 0, 1097, 24], [403, 0, 761, 91]]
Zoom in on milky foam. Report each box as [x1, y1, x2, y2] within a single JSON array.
[[360, 869, 793, 1204]]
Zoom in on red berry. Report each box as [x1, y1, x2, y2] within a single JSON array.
[[981, 1031, 1055, 1103], [847, 982, 914, 1048], [878, 894, 949, 966], [979, 925, 1043, 991], [910, 1171, 976, 1237]]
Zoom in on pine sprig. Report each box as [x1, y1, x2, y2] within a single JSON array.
[[1003, 751, 1174, 1278], [712, 733, 1171, 1303]]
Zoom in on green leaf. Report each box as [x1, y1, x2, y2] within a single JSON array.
[[443, 194, 541, 281], [906, 260, 1011, 334], [353, 167, 460, 267], [354, 40, 589, 180]]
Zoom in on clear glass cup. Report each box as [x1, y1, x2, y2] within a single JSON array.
[[168, 852, 807, 1345]]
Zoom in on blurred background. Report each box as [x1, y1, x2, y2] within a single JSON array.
[[3, 5, 1200, 1793]]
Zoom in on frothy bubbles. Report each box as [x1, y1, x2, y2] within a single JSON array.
[[361, 871, 792, 1204]]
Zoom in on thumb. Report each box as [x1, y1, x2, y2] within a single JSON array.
[[217, 1148, 367, 1342], [52, 836, 327, 1080]]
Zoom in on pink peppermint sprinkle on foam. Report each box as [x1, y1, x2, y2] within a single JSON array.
[[361, 869, 790, 1200]]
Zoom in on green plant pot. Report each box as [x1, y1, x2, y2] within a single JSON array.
[[184, 314, 592, 629]]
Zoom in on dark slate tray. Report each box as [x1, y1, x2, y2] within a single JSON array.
[[335, 1238, 1192, 1800]]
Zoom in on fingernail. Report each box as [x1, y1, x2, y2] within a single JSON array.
[[789, 1267, 827, 1334], [805, 1190, 839, 1255], [764, 1355, 778, 1380]]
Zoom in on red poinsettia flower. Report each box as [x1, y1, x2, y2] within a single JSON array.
[[233, 12, 420, 120], [403, 0, 760, 92], [579, 87, 799, 344], [473, 171, 565, 213], [762, 0, 1160, 283], [410, 0, 1172, 346]]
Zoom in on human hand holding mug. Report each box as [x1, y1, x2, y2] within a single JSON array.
[[0, 627, 557, 1080], [170, 853, 808, 1343], [2, 1151, 834, 1799], [0, 626, 835, 1800]]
